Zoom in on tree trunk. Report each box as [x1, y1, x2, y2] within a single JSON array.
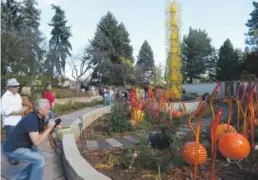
[[76, 79, 81, 92]]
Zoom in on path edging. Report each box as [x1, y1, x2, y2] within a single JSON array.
[[60, 106, 112, 180]]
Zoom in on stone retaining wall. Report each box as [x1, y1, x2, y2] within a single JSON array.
[[60, 106, 112, 180]]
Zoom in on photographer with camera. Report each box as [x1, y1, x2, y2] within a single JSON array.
[[2, 98, 61, 180]]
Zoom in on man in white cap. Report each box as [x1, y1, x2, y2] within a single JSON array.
[[1, 78, 27, 165]]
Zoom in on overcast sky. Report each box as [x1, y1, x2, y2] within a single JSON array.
[[37, 0, 253, 79]]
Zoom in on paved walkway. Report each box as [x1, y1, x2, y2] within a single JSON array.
[[85, 105, 229, 151], [1, 105, 103, 180]]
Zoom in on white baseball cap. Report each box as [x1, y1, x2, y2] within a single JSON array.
[[6, 78, 20, 87]]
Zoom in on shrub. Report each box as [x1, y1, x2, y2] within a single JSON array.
[[135, 133, 184, 173], [143, 108, 156, 124], [122, 148, 136, 169], [55, 88, 90, 99], [54, 99, 103, 115], [135, 120, 152, 131], [107, 101, 132, 133]]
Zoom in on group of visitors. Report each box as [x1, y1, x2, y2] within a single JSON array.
[[98, 85, 158, 104], [99, 86, 114, 106], [1, 78, 58, 180]]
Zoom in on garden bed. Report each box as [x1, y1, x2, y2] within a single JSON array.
[[55, 88, 92, 99], [79, 135, 258, 180], [54, 99, 103, 117], [76, 100, 258, 180], [83, 116, 158, 140]]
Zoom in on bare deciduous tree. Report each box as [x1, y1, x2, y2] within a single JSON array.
[[70, 47, 93, 92]]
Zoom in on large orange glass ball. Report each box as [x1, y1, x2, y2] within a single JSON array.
[[215, 124, 236, 141], [183, 142, 207, 165], [218, 133, 250, 160]]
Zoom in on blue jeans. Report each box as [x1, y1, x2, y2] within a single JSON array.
[[5, 126, 17, 162], [104, 98, 111, 106], [3, 146, 46, 180]]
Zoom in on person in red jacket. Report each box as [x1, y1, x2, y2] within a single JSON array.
[[43, 84, 55, 119]]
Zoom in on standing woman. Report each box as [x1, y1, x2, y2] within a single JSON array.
[[43, 84, 55, 119]]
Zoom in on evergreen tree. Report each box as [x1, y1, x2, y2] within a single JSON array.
[[136, 40, 155, 83], [117, 23, 134, 61], [1, 0, 24, 32], [246, 1, 258, 50], [182, 27, 216, 83], [47, 5, 72, 80], [216, 39, 240, 81], [1, 0, 23, 84], [21, 0, 44, 77], [1, 0, 43, 90], [136, 40, 155, 67], [241, 51, 258, 77], [89, 12, 133, 85], [241, 2, 258, 78]]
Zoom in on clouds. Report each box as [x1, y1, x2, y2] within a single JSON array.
[[38, 0, 60, 8]]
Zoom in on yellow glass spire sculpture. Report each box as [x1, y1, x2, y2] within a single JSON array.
[[166, 1, 182, 99]]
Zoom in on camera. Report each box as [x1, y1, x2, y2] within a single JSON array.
[[48, 118, 62, 128]]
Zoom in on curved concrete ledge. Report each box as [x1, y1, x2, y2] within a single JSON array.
[[60, 106, 112, 180], [152, 97, 202, 114]]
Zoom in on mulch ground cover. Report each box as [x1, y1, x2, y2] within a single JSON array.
[[77, 117, 258, 180]]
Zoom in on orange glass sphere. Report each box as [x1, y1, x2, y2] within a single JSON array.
[[218, 132, 250, 160], [215, 124, 236, 141], [183, 142, 207, 165]]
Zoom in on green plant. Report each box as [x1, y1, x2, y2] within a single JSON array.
[[135, 137, 153, 169], [55, 88, 89, 99], [122, 148, 135, 169], [136, 131, 184, 173], [107, 101, 132, 133], [143, 107, 157, 124], [54, 99, 103, 115], [135, 120, 152, 132]]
